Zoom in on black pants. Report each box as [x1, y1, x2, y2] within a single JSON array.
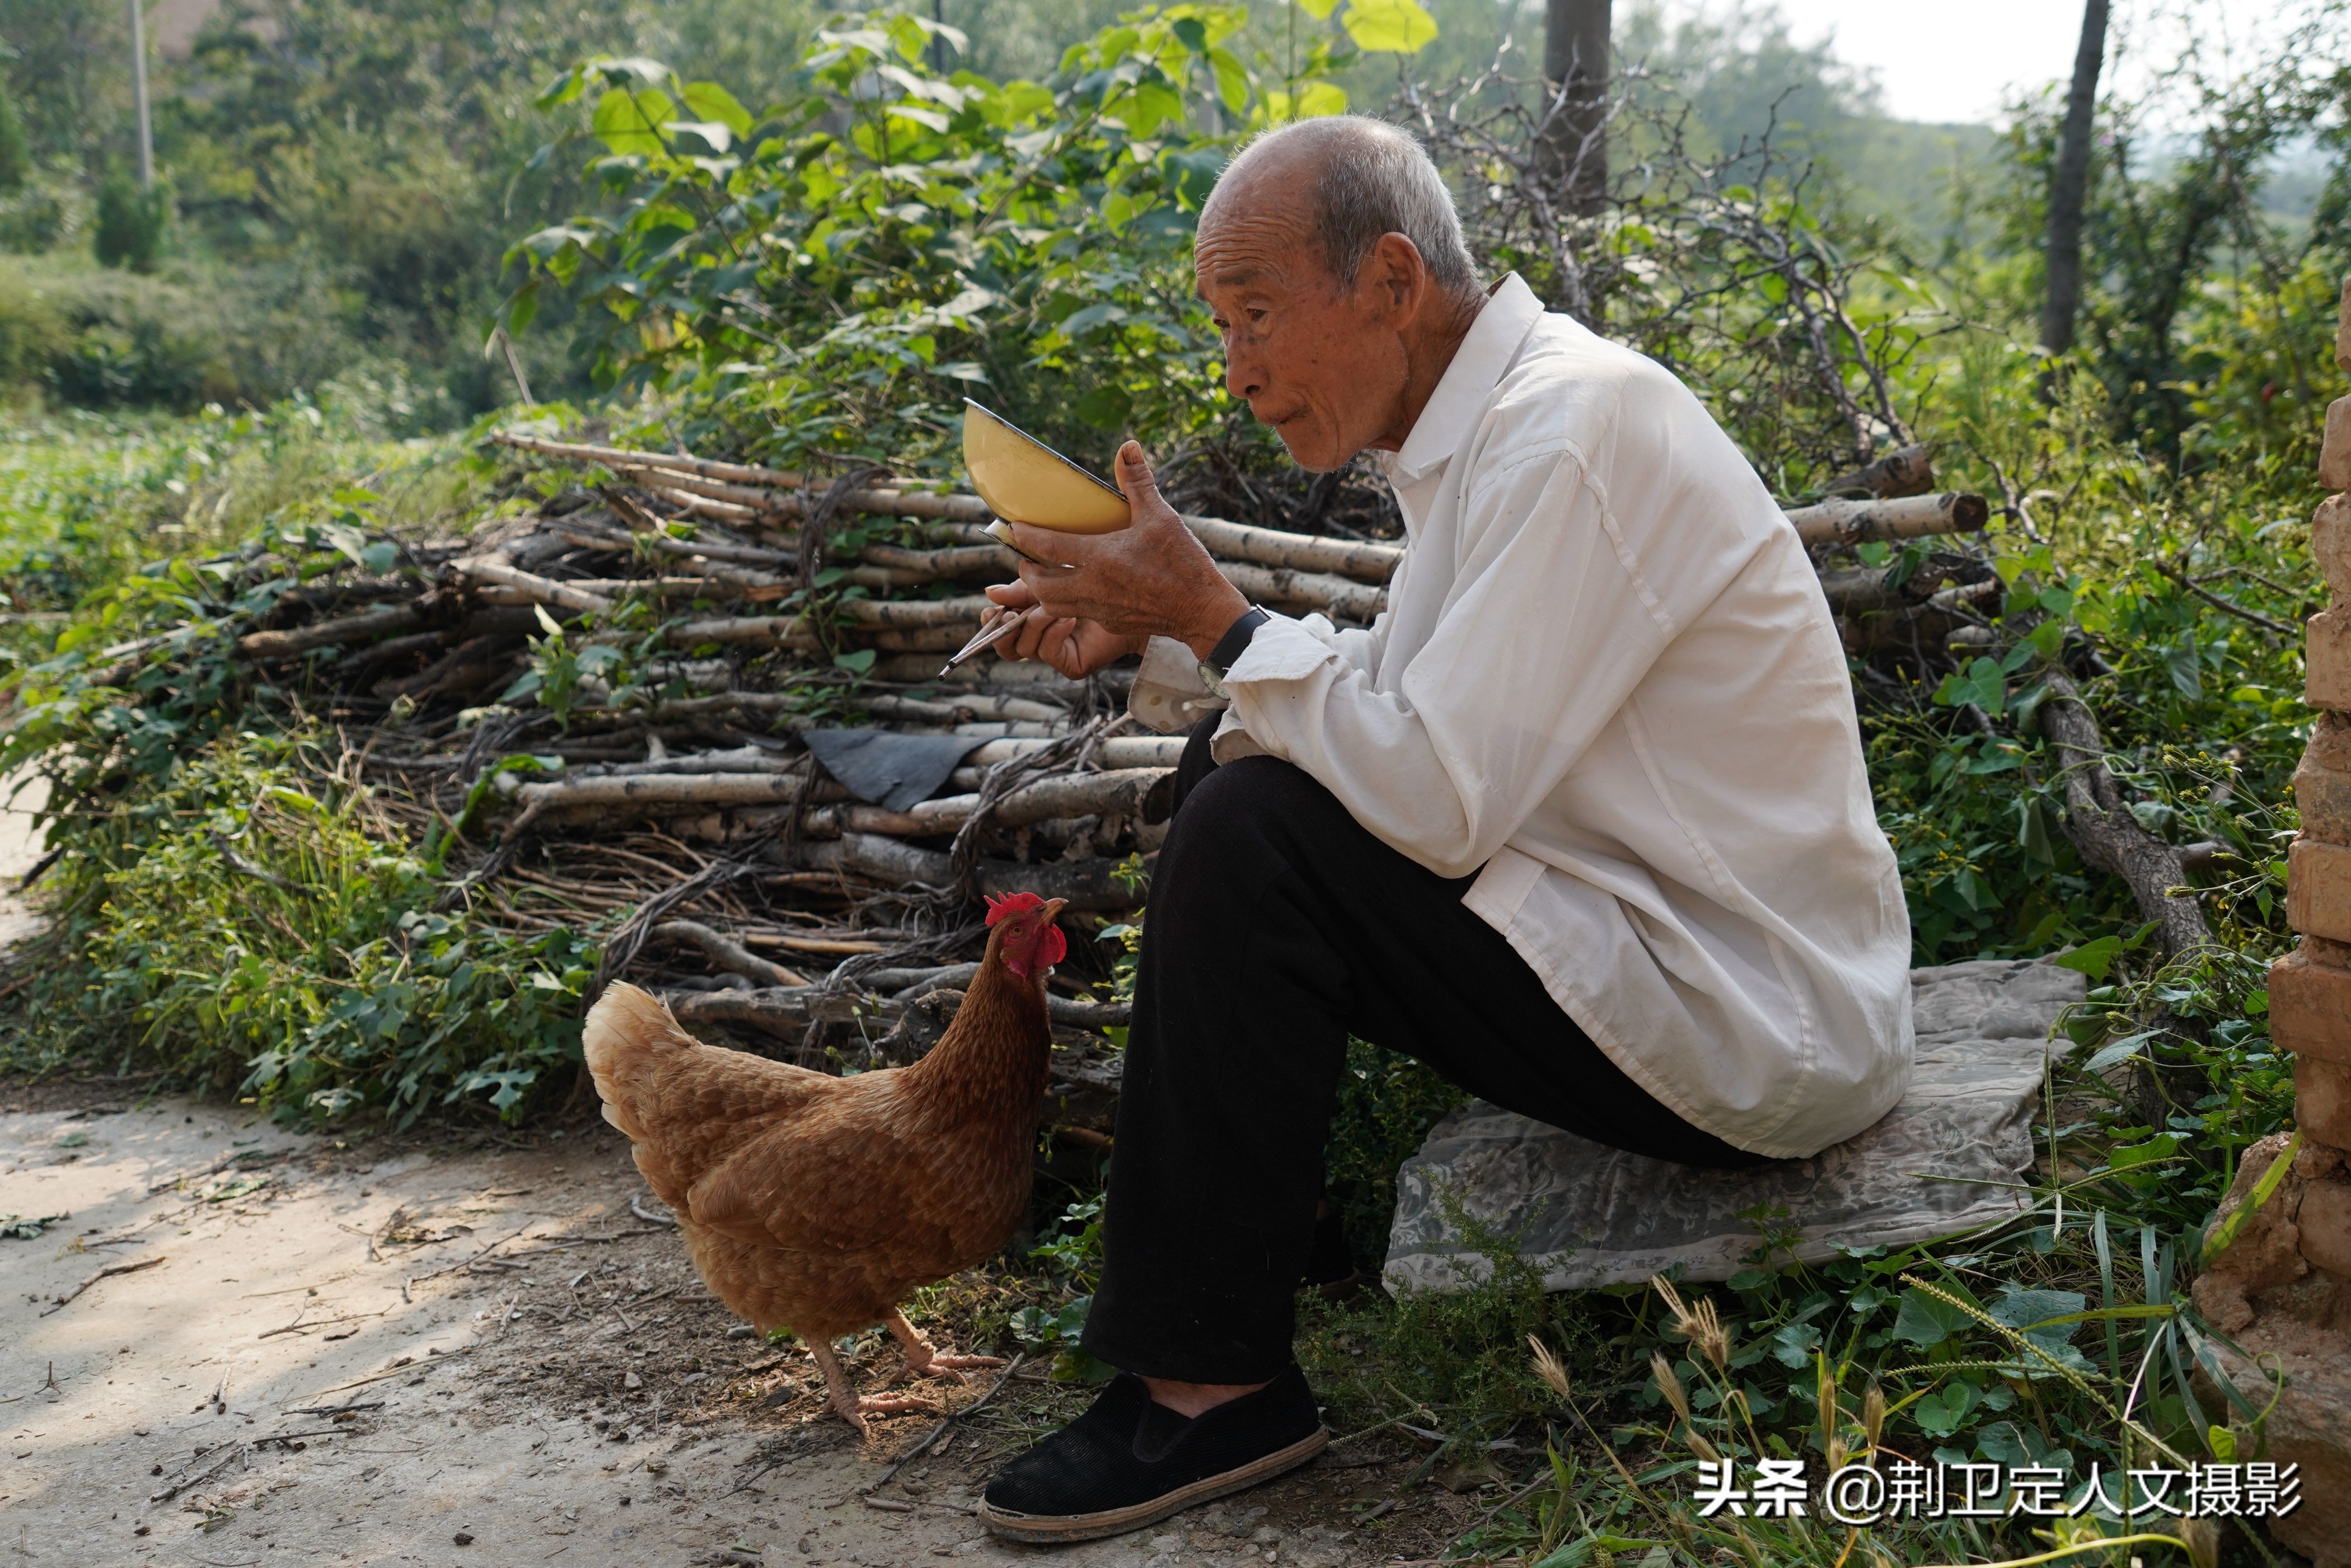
[[1083, 719, 1770, 1384]]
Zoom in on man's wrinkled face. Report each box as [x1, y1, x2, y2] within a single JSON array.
[[1195, 170, 1412, 473]]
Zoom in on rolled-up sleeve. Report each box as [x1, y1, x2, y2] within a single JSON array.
[[1218, 448, 1675, 878], [1127, 609, 1389, 736]]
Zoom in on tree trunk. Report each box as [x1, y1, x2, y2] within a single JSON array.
[[2041, 0, 2110, 361], [1539, 0, 1610, 217], [2037, 670, 2212, 960]]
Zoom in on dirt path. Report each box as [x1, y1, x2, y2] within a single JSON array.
[[0, 767, 1437, 1568], [1, 1094, 1419, 1568]]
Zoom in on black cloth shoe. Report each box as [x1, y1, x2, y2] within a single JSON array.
[[978, 1366, 1327, 1543]]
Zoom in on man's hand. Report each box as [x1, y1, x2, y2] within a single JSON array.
[[981, 580, 1145, 679], [997, 443, 1251, 664]]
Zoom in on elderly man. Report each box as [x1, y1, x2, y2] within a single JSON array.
[[973, 115, 1913, 1542]]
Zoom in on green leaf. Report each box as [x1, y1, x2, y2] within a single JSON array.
[[2017, 794, 2054, 864], [2052, 935, 2123, 981], [1294, 0, 1342, 18], [833, 648, 877, 674], [1768, 1322, 1821, 1369], [592, 87, 674, 157], [2163, 633, 2204, 700], [1342, 0, 1437, 53], [1989, 1286, 2086, 1344], [593, 56, 676, 89], [1206, 47, 1249, 113], [665, 119, 736, 155], [2109, 1132, 2183, 1169], [1891, 1285, 1973, 1347], [1911, 1379, 1978, 1438], [1267, 80, 1347, 120], [2082, 1031, 2158, 1075], [681, 81, 754, 139]]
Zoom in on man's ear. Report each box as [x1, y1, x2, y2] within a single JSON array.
[[1365, 231, 1429, 325]]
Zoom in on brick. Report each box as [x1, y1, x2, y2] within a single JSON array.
[[2269, 948, 2351, 1067], [2311, 713, 2351, 775], [2287, 837, 2351, 942], [2325, 397, 2351, 492], [2296, 1051, 2351, 1149], [2316, 494, 2351, 601], [2298, 752, 2351, 844], [2309, 609, 2351, 711]]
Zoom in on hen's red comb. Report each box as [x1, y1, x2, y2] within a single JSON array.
[[984, 891, 1049, 925]]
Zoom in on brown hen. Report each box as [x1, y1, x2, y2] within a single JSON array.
[[582, 893, 1069, 1429]]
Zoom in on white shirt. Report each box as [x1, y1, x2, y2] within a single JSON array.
[[1130, 273, 1913, 1158]]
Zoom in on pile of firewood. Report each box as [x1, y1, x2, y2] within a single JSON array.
[[224, 429, 1988, 1066]]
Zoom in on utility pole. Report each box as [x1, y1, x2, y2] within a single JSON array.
[[1539, 0, 1609, 216], [930, 0, 948, 75], [128, 0, 154, 189], [2041, 0, 2109, 363]]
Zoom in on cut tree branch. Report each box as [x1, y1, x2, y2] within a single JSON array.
[[2036, 668, 2212, 959]]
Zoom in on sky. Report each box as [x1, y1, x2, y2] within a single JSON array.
[[1750, 0, 2327, 127]]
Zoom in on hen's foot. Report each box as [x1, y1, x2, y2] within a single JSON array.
[[885, 1307, 1004, 1383], [808, 1336, 935, 1434]]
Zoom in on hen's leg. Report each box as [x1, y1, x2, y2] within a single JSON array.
[[807, 1336, 935, 1433], [886, 1307, 1006, 1383]]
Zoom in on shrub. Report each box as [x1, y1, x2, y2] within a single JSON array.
[[92, 166, 168, 273]]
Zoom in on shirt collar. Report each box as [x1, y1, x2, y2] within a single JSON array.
[[1387, 272, 1546, 481]]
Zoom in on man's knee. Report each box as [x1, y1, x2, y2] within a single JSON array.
[[1160, 756, 1346, 891]]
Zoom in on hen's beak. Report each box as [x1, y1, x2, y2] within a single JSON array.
[[1041, 897, 1069, 923]]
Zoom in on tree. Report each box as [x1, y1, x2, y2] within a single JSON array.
[[2040, 0, 2108, 361], [0, 76, 29, 191], [93, 163, 166, 270], [1539, 0, 1609, 216]]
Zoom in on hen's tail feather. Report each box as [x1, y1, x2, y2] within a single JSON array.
[[581, 982, 700, 1143]]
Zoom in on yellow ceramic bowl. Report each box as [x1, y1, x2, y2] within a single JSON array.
[[962, 400, 1131, 533]]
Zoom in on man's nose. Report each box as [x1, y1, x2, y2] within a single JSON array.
[[1225, 345, 1264, 402]]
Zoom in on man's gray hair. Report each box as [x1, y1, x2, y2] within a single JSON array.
[[1223, 116, 1480, 300]]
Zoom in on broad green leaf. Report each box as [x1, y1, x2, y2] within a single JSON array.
[[2052, 935, 2122, 981], [593, 56, 675, 88], [1911, 1379, 1978, 1437], [1890, 1285, 1973, 1347], [681, 81, 753, 138], [2082, 1030, 2159, 1075], [2163, 633, 2204, 700], [664, 118, 735, 155], [1207, 46, 1249, 113], [887, 104, 952, 133], [1265, 81, 1347, 121], [1294, 0, 1341, 18], [1341, 0, 1436, 53], [2109, 1133, 2183, 1170], [1989, 1286, 2086, 1345], [1768, 1322, 1820, 1369], [592, 87, 673, 157]]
